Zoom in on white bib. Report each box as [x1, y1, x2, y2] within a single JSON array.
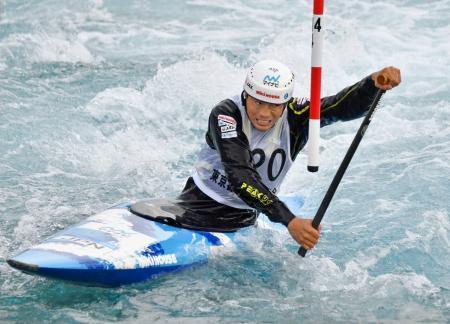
[[193, 95, 293, 209]]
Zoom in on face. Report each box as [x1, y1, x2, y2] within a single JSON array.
[[245, 95, 285, 131]]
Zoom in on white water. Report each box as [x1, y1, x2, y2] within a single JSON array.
[[1, 0, 449, 322]]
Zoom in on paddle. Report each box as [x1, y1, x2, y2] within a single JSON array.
[[298, 78, 387, 257]]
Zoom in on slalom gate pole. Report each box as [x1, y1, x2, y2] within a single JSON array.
[[299, 85, 386, 257], [307, 0, 324, 173]]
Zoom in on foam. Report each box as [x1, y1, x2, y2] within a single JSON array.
[[33, 34, 98, 63], [1, 0, 450, 321], [80, 52, 244, 188]]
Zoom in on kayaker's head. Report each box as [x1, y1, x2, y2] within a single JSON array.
[[243, 60, 295, 132]]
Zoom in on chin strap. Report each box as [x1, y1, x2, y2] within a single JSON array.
[[241, 91, 247, 106]]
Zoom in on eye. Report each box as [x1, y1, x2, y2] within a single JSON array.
[[270, 104, 284, 112]]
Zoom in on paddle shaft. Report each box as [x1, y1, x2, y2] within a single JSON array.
[[298, 88, 386, 257]]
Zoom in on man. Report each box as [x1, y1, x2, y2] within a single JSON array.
[[177, 60, 401, 251]]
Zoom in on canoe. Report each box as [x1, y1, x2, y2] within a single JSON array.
[[7, 196, 304, 287]]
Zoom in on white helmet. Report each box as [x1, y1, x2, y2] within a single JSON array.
[[243, 60, 295, 104]]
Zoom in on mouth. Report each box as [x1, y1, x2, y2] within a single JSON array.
[[255, 119, 272, 127]]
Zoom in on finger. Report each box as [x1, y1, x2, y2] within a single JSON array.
[[306, 227, 320, 240], [379, 84, 392, 90], [296, 234, 312, 249], [302, 240, 316, 250], [301, 241, 314, 250], [304, 239, 318, 249], [302, 233, 319, 246], [301, 232, 318, 245], [395, 69, 401, 85], [391, 74, 399, 85], [376, 74, 388, 85], [391, 68, 400, 84]]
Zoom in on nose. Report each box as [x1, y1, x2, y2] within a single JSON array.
[[258, 104, 272, 118]]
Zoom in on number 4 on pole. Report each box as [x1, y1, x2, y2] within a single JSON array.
[[314, 18, 322, 32]]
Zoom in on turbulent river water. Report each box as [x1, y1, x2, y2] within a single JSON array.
[[1, 0, 449, 322]]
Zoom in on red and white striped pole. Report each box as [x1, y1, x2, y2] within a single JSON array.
[[307, 0, 324, 172]]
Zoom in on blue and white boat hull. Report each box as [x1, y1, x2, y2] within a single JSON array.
[[8, 204, 238, 286], [8, 196, 303, 287]]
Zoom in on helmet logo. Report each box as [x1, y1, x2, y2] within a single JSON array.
[[263, 75, 280, 88], [256, 90, 280, 99], [284, 93, 289, 99], [246, 81, 254, 90]]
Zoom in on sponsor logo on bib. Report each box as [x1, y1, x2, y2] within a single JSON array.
[[218, 114, 237, 138]]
